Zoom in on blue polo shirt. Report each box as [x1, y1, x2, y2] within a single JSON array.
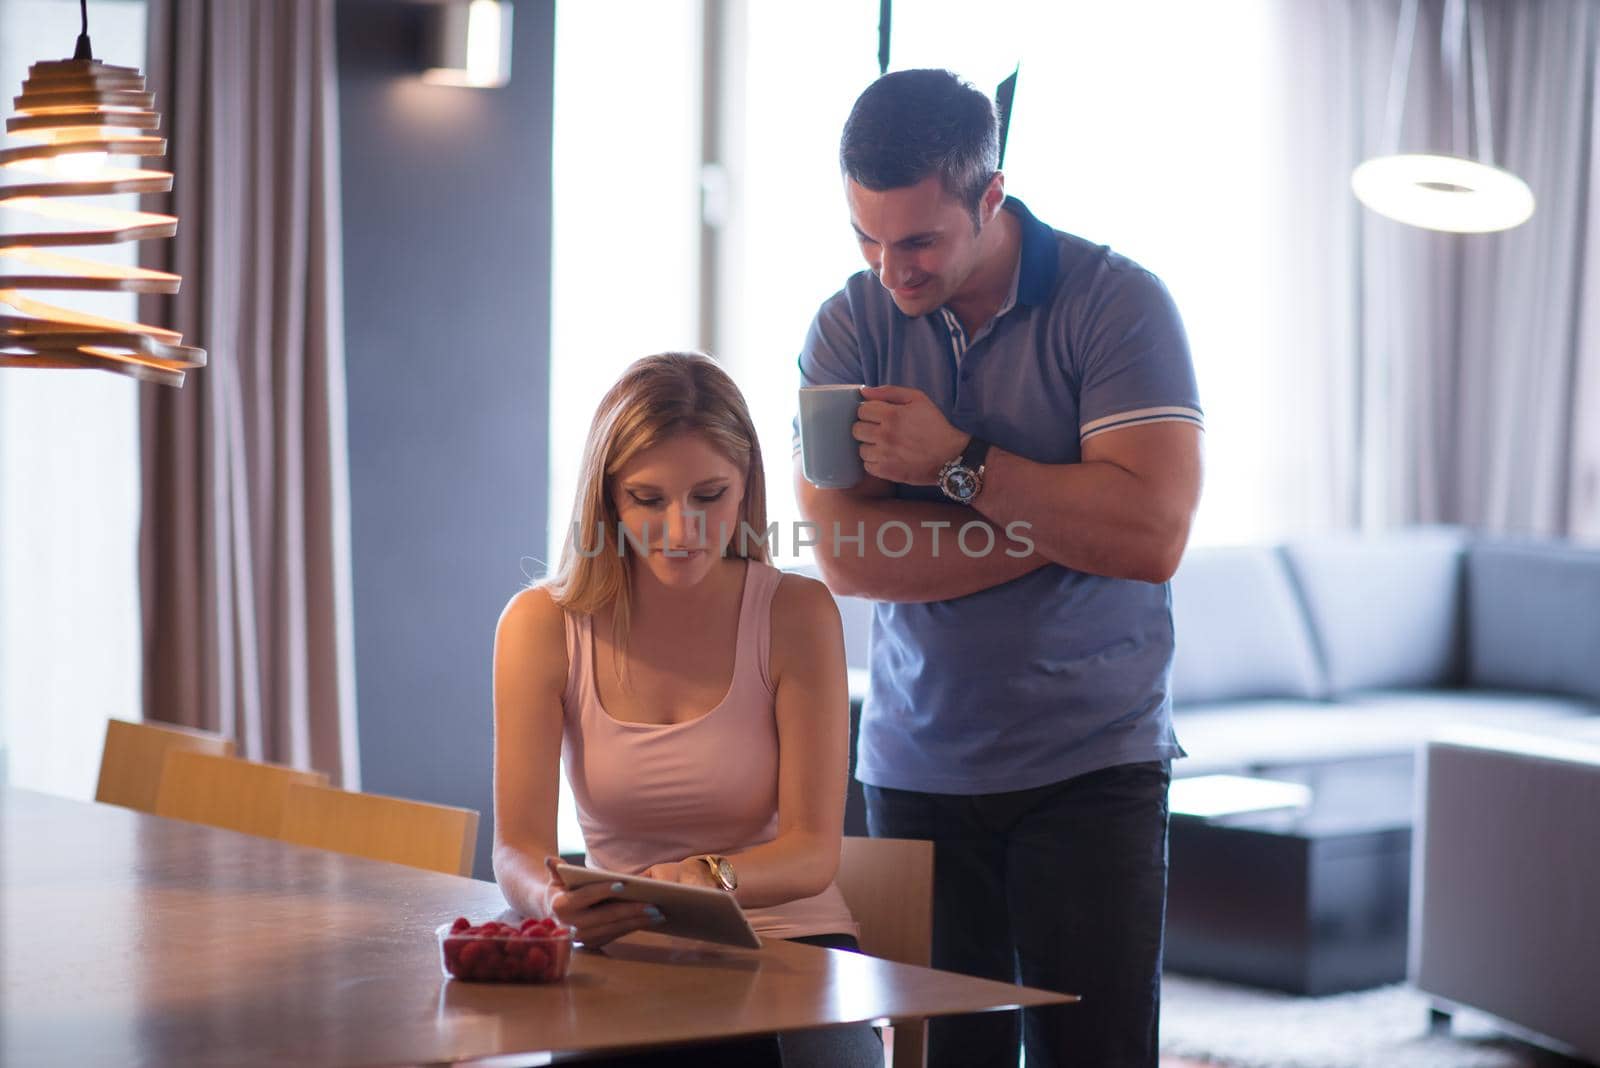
[[798, 197, 1203, 795]]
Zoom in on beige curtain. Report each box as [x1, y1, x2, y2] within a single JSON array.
[[1272, 0, 1600, 540], [1569, 39, 1600, 543], [1261, 2, 1366, 534], [138, 0, 359, 785], [1370, 0, 1600, 536]]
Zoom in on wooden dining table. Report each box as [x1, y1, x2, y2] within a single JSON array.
[[1, 788, 1075, 1066]]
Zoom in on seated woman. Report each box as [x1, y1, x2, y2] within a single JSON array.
[[492, 352, 877, 1066]]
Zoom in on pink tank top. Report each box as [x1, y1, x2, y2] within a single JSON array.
[[560, 560, 857, 940]]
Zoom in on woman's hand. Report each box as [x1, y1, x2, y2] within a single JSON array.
[[542, 857, 662, 947], [642, 857, 720, 888]]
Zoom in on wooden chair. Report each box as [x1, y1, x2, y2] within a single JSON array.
[[153, 751, 328, 838], [278, 783, 479, 877], [94, 718, 236, 814], [836, 835, 935, 1068]]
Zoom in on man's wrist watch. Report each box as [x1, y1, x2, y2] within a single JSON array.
[[696, 854, 738, 892], [937, 436, 991, 505]]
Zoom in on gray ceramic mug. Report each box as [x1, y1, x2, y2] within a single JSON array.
[[798, 384, 866, 489]]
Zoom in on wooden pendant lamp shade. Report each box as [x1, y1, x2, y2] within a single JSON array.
[[0, 56, 205, 387]]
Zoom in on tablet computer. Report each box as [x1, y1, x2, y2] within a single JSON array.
[[552, 862, 762, 949]]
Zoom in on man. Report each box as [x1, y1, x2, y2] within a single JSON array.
[[794, 69, 1203, 1068]]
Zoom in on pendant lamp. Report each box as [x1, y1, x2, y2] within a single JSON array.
[[1351, 0, 1533, 234], [0, 0, 204, 386]]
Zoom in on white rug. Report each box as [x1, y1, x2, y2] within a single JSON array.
[[1159, 972, 1586, 1068]]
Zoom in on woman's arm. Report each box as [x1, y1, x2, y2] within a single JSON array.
[[491, 587, 656, 945], [647, 572, 851, 907]]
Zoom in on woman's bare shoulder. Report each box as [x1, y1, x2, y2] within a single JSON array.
[[770, 570, 843, 655], [501, 583, 565, 626], [496, 584, 569, 670]]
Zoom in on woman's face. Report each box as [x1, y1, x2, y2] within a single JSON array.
[[611, 431, 747, 589]]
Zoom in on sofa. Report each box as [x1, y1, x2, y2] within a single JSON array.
[[825, 528, 1600, 1054], [828, 527, 1600, 784], [1175, 531, 1600, 1055], [1166, 527, 1600, 773]]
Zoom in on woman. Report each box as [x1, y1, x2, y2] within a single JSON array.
[[492, 352, 877, 1066]]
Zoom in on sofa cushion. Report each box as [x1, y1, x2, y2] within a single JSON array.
[[1467, 540, 1600, 703], [1172, 699, 1414, 774], [1282, 528, 1467, 695], [1345, 688, 1597, 734], [1172, 690, 1595, 776], [1169, 547, 1324, 704]]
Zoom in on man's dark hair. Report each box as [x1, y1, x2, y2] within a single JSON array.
[[839, 69, 1000, 224]]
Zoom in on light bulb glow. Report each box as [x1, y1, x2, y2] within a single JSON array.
[[464, 0, 504, 87], [1351, 154, 1535, 233], [421, 0, 511, 88], [41, 150, 110, 180], [0, 56, 204, 386]]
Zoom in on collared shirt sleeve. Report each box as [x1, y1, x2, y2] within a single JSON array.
[[1073, 266, 1204, 442], [794, 288, 864, 453]]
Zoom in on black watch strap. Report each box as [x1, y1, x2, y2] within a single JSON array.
[[961, 436, 991, 469]]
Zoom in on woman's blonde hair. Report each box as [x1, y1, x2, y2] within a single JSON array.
[[546, 352, 769, 651]]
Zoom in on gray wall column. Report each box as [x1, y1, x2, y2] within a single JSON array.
[[336, 0, 553, 880]]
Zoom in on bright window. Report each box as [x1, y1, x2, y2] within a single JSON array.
[[723, 0, 1282, 549], [0, 1, 147, 798], [547, 0, 702, 566], [546, 0, 703, 853], [547, 0, 1292, 846]]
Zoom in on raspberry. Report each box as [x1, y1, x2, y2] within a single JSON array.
[[544, 941, 570, 980], [441, 914, 571, 982]]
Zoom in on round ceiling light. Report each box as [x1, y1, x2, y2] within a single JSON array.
[[1352, 153, 1535, 234]]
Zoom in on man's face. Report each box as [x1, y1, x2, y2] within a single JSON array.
[[846, 174, 986, 318]]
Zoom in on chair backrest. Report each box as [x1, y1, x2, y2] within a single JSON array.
[[279, 783, 480, 877], [836, 835, 934, 967], [95, 718, 237, 814], [153, 751, 328, 838], [836, 836, 934, 1068]]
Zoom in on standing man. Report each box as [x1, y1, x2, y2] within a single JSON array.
[[795, 69, 1203, 1068]]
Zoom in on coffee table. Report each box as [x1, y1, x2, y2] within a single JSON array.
[[1165, 754, 1415, 995]]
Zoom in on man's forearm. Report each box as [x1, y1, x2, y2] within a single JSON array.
[[799, 487, 1045, 603], [975, 446, 1192, 583]]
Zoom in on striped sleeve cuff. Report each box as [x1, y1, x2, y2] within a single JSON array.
[[1079, 405, 1205, 441]]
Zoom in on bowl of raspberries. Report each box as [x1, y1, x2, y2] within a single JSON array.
[[437, 915, 575, 983]]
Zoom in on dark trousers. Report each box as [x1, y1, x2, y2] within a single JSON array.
[[865, 760, 1172, 1068]]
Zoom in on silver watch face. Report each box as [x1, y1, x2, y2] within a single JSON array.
[[714, 857, 737, 890], [941, 465, 980, 503]]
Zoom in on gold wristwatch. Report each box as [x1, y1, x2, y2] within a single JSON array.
[[696, 854, 738, 892]]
